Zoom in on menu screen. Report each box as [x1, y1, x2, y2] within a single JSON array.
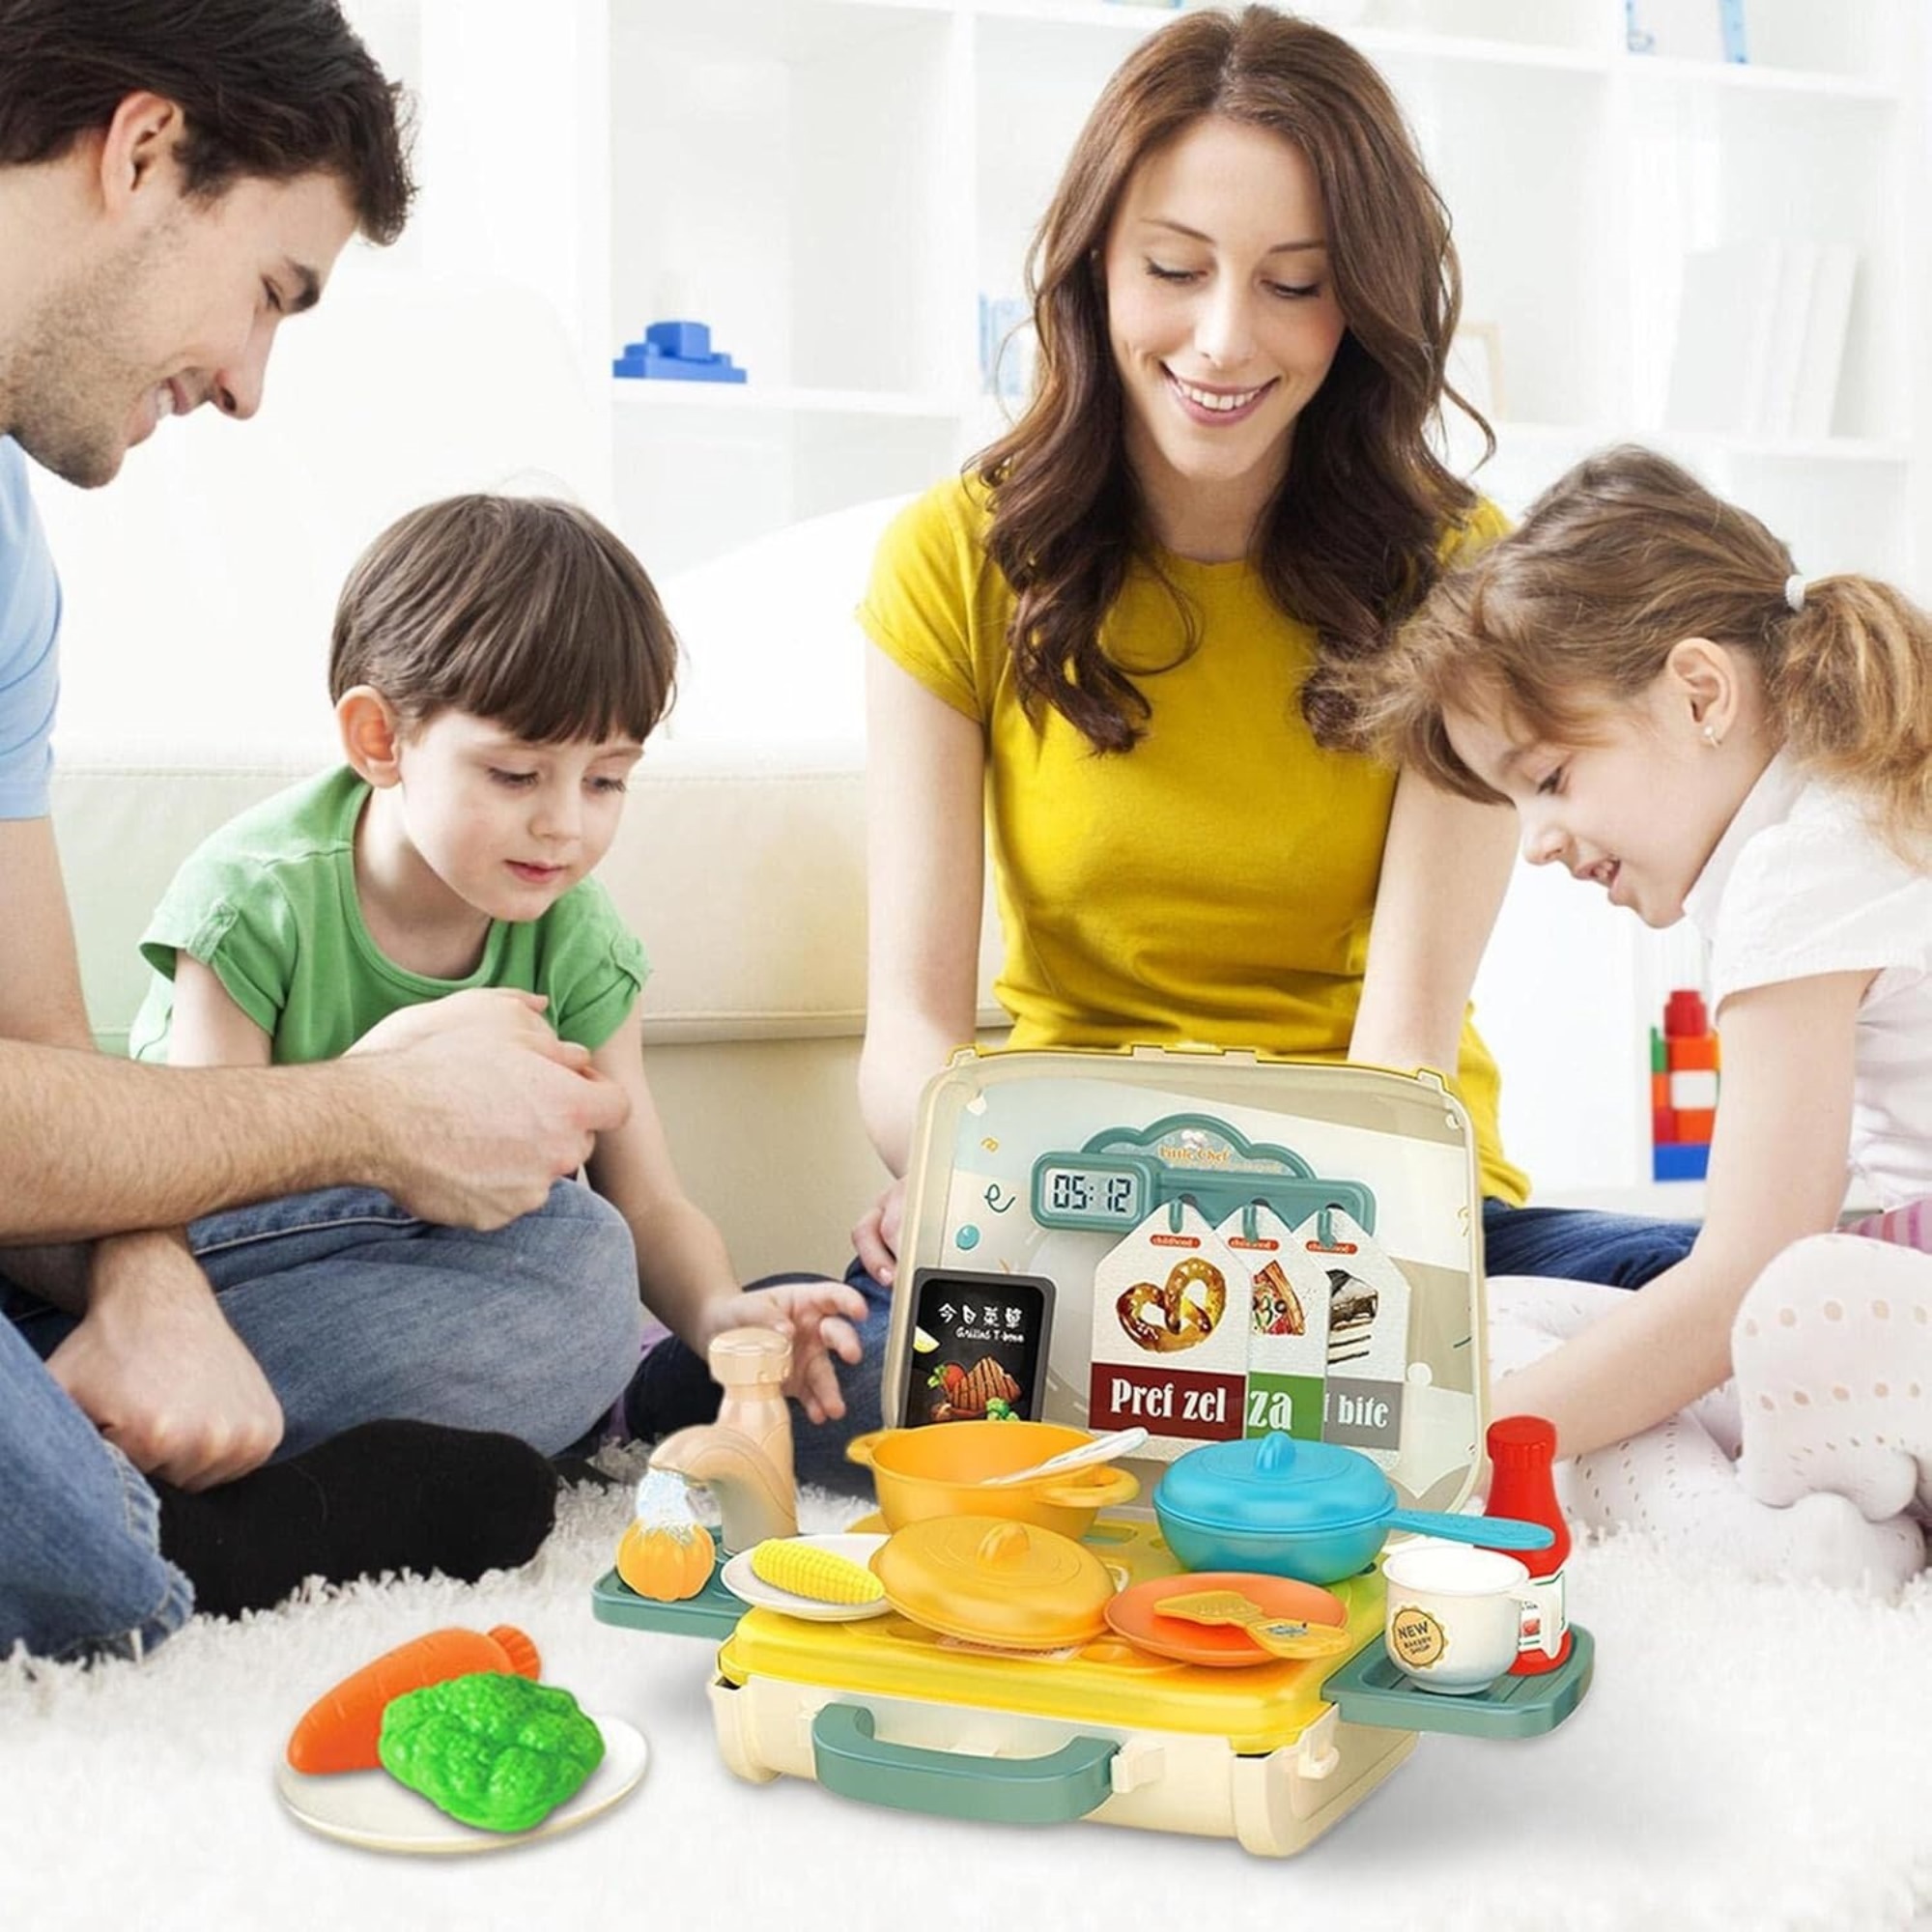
[[901, 1268, 1056, 1427]]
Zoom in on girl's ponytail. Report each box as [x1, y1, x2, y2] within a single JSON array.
[[1771, 577, 1932, 862]]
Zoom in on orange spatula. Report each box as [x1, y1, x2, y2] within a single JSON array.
[[1153, 1589, 1355, 1660]]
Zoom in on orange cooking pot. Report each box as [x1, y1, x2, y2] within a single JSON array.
[[844, 1422, 1140, 1538]]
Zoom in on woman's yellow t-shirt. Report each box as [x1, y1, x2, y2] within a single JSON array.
[[859, 474, 1528, 1205]]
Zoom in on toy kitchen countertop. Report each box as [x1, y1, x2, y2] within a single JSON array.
[[594, 1515, 1593, 1851]]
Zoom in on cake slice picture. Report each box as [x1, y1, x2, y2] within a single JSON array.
[[1325, 1270, 1378, 1366]]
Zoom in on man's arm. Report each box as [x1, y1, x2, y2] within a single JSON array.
[[0, 814, 177, 1292], [0, 820, 629, 1241], [0, 807, 377, 1232], [3, 817, 630, 1483], [0, 816, 287, 1485], [0, 1010, 626, 1239]]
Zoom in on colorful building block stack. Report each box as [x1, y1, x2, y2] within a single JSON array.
[[1651, 987, 1719, 1180]]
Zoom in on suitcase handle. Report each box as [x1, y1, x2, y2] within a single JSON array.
[[810, 1704, 1117, 1825]]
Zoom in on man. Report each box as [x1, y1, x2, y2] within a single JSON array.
[[0, 0, 641, 1661]]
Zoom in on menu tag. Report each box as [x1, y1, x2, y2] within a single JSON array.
[[1088, 1197, 1246, 1462], [1213, 1202, 1331, 1441], [1293, 1206, 1411, 1469]]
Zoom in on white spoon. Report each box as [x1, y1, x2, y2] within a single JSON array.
[[979, 1427, 1150, 1488]]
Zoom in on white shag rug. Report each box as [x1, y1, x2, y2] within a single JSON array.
[[4, 1455, 1927, 1932]]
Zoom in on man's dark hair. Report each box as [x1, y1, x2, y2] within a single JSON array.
[[0, 0, 413, 242]]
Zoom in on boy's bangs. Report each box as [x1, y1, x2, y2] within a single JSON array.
[[392, 507, 679, 747], [457, 602, 669, 748]]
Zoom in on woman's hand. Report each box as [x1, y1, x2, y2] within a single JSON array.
[[701, 1281, 870, 1426], [851, 1177, 905, 1287]]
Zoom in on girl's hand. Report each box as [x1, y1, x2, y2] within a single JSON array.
[[851, 1178, 904, 1287], [710, 1280, 870, 1426]]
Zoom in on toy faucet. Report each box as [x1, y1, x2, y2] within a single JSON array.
[[648, 1326, 799, 1552]]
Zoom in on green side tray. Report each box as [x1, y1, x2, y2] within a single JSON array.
[[811, 1704, 1118, 1825], [1321, 1623, 1594, 1740], [590, 1529, 745, 1643]]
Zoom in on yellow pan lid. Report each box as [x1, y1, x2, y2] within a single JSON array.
[[871, 1516, 1116, 1649]]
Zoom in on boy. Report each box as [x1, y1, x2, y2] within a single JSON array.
[[132, 495, 868, 1434]]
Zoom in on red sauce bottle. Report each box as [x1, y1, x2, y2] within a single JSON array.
[[1482, 1413, 1573, 1674]]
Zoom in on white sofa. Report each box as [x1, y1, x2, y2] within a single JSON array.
[[51, 740, 1001, 1282]]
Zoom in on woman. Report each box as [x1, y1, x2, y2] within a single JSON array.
[[628, 5, 1696, 1486], [853, 7, 1696, 1298]]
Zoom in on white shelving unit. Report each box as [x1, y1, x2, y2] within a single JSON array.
[[393, 0, 1926, 584], [371, 0, 1927, 1195]]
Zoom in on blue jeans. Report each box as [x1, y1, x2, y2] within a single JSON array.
[[623, 1203, 1694, 1494], [1479, 1198, 1697, 1287], [0, 1180, 640, 1662]]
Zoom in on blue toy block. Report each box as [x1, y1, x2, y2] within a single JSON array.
[[612, 317, 748, 384], [644, 321, 711, 360], [1652, 1142, 1710, 1182], [611, 350, 747, 382]]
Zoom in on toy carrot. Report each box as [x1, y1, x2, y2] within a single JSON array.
[[285, 1625, 541, 1775]]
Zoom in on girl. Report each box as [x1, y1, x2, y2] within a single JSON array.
[[847, 5, 1700, 1303], [1354, 443, 1931, 1589], [130, 495, 871, 1484]]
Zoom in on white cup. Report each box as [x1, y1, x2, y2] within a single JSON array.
[[1380, 1542, 1531, 1695]]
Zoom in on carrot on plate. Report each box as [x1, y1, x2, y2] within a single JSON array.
[[285, 1625, 541, 1774]]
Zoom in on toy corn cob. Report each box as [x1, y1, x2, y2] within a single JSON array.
[[750, 1539, 885, 1605]]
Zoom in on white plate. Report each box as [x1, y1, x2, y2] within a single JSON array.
[[274, 1713, 648, 1855], [720, 1533, 893, 1621]]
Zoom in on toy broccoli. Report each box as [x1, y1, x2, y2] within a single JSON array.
[[377, 1671, 605, 1833]]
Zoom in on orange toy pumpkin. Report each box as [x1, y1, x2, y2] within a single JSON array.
[[616, 1519, 716, 1601]]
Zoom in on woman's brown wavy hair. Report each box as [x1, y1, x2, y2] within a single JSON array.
[[977, 3, 1489, 753], [1353, 444, 1932, 862]]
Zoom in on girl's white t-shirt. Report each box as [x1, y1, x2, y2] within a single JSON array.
[[1683, 752, 1932, 1208]]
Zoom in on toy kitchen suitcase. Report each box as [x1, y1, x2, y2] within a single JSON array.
[[595, 1046, 1591, 1855]]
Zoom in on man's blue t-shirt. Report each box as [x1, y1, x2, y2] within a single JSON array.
[[0, 437, 61, 820]]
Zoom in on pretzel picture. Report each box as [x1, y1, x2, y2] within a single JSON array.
[[1117, 1257, 1228, 1353]]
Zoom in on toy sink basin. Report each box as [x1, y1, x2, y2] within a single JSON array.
[[846, 1422, 1139, 1539], [1153, 1433, 1552, 1585]]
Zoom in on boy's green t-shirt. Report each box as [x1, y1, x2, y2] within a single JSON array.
[[129, 766, 647, 1065]]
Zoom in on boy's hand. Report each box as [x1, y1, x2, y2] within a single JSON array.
[[352, 993, 630, 1229], [705, 1280, 869, 1426], [49, 1235, 285, 1489]]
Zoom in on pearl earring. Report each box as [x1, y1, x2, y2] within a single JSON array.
[[1702, 724, 1722, 748]]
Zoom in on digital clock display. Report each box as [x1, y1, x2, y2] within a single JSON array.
[[1039, 1164, 1141, 1220]]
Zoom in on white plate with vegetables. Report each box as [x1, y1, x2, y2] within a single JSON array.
[[274, 1714, 648, 1855]]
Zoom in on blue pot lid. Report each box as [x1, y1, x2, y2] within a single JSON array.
[[1154, 1431, 1393, 1536]]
